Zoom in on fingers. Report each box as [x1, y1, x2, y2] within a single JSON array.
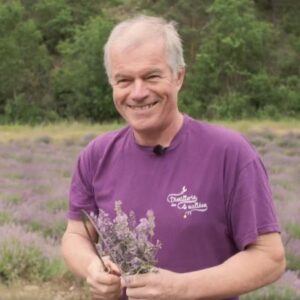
[[89, 256, 121, 277], [121, 273, 150, 299], [124, 269, 176, 299], [126, 286, 148, 299], [86, 256, 122, 300], [87, 272, 122, 300], [103, 256, 122, 276], [89, 279, 121, 298], [87, 269, 120, 285], [123, 271, 155, 288]]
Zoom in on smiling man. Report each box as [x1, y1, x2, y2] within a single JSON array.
[[107, 21, 185, 147], [61, 15, 285, 300]]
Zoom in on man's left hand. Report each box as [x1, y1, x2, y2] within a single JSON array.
[[123, 268, 183, 300]]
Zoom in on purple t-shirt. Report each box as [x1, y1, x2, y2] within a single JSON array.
[[68, 115, 280, 300]]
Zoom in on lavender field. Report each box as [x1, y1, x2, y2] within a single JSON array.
[[0, 123, 300, 299]]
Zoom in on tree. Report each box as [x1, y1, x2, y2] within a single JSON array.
[[181, 0, 275, 118], [32, 0, 73, 54], [0, 1, 52, 122], [129, 0, 210, 66], [53, 15, 117, 121]]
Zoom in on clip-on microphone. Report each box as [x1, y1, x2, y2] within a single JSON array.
[[153, 145, 167, 156]]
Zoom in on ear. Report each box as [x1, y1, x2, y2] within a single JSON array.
[[175, 67, 186, 91]]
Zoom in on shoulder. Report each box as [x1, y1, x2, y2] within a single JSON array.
[[187, 116, 249, 146], [186, 116, 259, 165], [79, 126, 130, 163]]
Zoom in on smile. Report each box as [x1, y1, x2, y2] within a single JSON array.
[[127, 101, 158, 111]]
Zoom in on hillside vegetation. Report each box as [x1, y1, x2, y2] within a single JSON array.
[[0, 0, 299, 123]]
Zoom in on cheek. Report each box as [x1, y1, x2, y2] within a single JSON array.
[[113, 88, 129, 104], [112, 90, 122, 106], [160, 87, 176, 104]]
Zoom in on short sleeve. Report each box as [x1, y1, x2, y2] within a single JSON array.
[[228, 157, 280, 250], [67, 144, 98, 220]]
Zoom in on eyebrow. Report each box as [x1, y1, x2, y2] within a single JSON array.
[[145, 69, 163, 75]]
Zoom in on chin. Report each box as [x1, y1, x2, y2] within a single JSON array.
[[130, 120, 155, 133], [128, 116, 155, 129]]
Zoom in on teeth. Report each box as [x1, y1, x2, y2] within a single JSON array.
[[129, 103, 156, 110]]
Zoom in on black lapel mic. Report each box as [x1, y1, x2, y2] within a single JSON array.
[[153, 144, 167, 156]]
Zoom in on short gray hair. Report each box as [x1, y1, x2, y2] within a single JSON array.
[[104, 15, 185, 81]]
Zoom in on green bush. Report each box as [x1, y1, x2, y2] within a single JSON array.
[[0, 1, 53, 123], [285, 223, 300, 239], [4, 94, 59, 124], [181, 0, 277, 119], [0, 239, 62, 282], [286, 252, 300, 272], [33, 0, 73, 53], [241, 286, 299, 300], [0, 212, 12, 226], [207, 92, 252, 119], [0, 0, 299, 122], [53, 15, 117, 122]]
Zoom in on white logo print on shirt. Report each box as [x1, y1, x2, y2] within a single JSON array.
[[167, 186, 208, 218]]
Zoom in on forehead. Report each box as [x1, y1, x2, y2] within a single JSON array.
[[109, 38, 168, 76]]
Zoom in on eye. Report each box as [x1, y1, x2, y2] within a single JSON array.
[[118, 79, 128, 83], [147, 74, 160, 81], [116, 78, 131, 86]]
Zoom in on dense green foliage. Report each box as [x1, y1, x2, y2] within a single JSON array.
[[53, 15, 116, 121], [0, 0, 299, 123], [0, 238, 63, 282]]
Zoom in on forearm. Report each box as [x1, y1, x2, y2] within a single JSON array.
[[61, 232, 99, 278], [180, 235, 285, 299], [183, 251, 283, 299]]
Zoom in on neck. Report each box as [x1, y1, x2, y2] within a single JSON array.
[[133, 113, 184, 147]]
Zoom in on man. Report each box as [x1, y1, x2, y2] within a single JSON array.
[[62, 15, 285, 300]]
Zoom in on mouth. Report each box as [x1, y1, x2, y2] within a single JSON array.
[[127, 101, 158, 111]]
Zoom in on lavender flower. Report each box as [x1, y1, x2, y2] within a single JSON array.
[[91, 200, 161, 275]]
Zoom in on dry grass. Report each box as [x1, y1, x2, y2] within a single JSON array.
[[214, 119, 300, 134], [0, 121, 122, 143], [0, 119, 300, 143], [0, 280, 89, 300]]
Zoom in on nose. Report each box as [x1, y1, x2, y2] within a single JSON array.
[[130, 79, 149, 102]]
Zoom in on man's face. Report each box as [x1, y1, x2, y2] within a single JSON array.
[[109, 39, 185, 137]]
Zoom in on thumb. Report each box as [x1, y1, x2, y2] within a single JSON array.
[[103, 256, 121, 276]]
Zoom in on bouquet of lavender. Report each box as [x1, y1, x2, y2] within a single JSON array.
[[90, 201, 161, 275]]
